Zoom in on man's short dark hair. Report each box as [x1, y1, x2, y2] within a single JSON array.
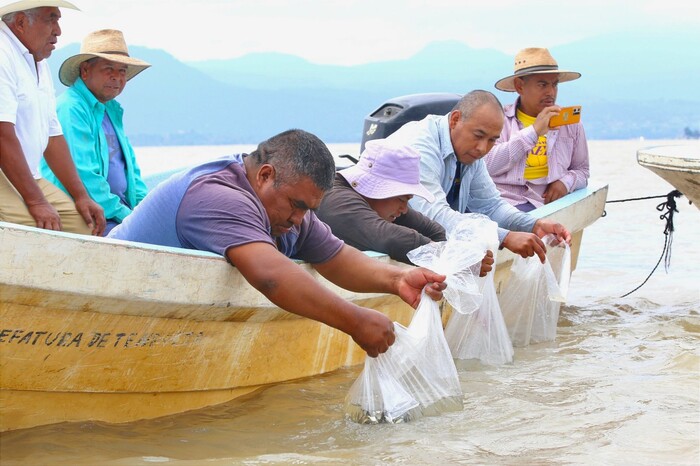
[[452, 90, 504, 120], [249, 129, 335, 192]]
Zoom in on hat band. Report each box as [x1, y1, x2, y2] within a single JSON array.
[[514, 64, 559, 76], [90, 51, 130, 57]]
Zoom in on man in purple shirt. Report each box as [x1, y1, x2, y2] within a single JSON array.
[[486, 48, 590, 212], [110, 129, 446, 357]]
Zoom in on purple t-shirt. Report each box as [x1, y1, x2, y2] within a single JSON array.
[[109, 154, 343, 264]]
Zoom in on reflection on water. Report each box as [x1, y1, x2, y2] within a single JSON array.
[[1, 140, 699, 465]]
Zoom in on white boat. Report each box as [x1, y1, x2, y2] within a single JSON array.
[[0, 182, 607, 432], [637, 144, 700, 209]]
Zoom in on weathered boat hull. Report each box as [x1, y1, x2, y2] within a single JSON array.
[[637, 144, 700, 209], [0, 183, 607, 431], [1, 293, 411, 431]]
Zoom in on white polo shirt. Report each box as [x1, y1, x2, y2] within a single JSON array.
[[0, 21, 62, 178]]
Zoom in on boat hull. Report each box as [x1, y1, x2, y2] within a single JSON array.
[[637, 145, 700, 209], [1, 294, 412, 431], [0, 183, 608, 431]]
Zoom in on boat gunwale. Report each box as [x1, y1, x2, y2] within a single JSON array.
[[0, 182, 608, 320]]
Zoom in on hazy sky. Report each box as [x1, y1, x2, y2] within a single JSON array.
[[56, 0, 699, 65]]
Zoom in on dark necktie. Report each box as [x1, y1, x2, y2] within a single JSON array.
[[446, 162, 462, 210]]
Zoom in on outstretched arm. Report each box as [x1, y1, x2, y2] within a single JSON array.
[[501, 218, 571, 264], [312, 244, 446, 307], [227, 242, 397, 357]]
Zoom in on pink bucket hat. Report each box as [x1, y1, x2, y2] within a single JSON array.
[[339, 139, 435, 202]]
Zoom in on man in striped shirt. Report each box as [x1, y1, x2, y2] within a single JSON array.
[[486, 48, 589, 212]]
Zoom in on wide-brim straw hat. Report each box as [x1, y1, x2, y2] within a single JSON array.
[[59, 29, 150, 86], [0, 0, 78, 16], [495, 47, 581, 92], [339, 139, 435, 203]]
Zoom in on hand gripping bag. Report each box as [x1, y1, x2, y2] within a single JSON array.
[[346, 215, 514, 423], [345, 290, 463, 424], [439, 216, 514, 365], [499, 235, 571, 346], [530, 236, 571, 342]]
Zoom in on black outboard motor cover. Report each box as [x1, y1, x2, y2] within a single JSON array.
[[360, 93, 462, 152]]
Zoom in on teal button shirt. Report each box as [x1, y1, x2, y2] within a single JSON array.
[[40, 77, 148, 224]]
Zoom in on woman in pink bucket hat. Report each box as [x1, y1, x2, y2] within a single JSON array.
[[318, 139, 445, 264], [318, 139, 493, 276]]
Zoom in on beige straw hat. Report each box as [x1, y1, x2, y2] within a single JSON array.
[[59, 29, 151, 86], [0, 0, 78, 16], [495, 47, 581, 92]]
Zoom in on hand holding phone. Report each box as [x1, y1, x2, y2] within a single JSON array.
[[549, 106, 582, 127]]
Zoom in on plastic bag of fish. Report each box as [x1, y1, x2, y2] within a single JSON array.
[[437, 216, 515, 365], [345, 217, 491, 424], [499, 234, 571, 346], [345, 290, 463, 424]]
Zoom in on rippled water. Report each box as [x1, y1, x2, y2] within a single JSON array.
[[1, 140, 699, 465]]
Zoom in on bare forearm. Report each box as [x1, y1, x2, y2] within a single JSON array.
[[0, 124, 46, 204], [228, 244, 365, 335], [313, 245, 403, 295]]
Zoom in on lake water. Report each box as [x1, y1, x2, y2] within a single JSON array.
[[1, 140, 699, 465]]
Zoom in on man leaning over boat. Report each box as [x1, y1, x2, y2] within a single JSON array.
[[109, 129, 449, 357], [381, 90, 571, 262], [0, 0, 105, 235]]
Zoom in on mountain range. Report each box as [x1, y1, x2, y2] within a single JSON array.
[[46, 28, 700, 146]]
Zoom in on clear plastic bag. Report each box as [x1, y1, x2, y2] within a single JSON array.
[[344, 338, 419, 424], [346, 215, 517, 424], [441, 217, 514, 365], [345, 290, 463, 424], [444, 275, 514, 365], [407, 241, 482, 316], [499, 235, 571, 347]]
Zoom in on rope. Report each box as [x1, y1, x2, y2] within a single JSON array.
[[606, 194, 671, 203], [619, 190, 682, 298], [602, 193, 675, 217]]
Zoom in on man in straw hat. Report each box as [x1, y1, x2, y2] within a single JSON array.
[[110, 129, 447, 358], [485, 47, 589, 212], [382, 90, 571, 263], [40, 29, 151, 235], [0, 0, 105, 235]]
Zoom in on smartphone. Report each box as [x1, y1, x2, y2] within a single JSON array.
[[549, 106, 582, 127]]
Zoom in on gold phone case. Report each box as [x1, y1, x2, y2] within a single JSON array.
[[549, 106, 581, 127]]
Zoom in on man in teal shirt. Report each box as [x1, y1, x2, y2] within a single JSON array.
[[41, 29, 150, 234]]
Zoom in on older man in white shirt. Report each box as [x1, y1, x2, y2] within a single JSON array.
[[0, 0, 104, 234]]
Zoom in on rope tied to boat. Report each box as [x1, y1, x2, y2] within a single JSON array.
[[618, 189, 682, 297], [602, 191, 683, 213], [657, 190, 681, 270]]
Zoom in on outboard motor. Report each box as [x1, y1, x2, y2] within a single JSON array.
[[360, 93, 462, 153]]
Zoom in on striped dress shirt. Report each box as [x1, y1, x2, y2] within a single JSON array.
[[485, 100, 590, 209]]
